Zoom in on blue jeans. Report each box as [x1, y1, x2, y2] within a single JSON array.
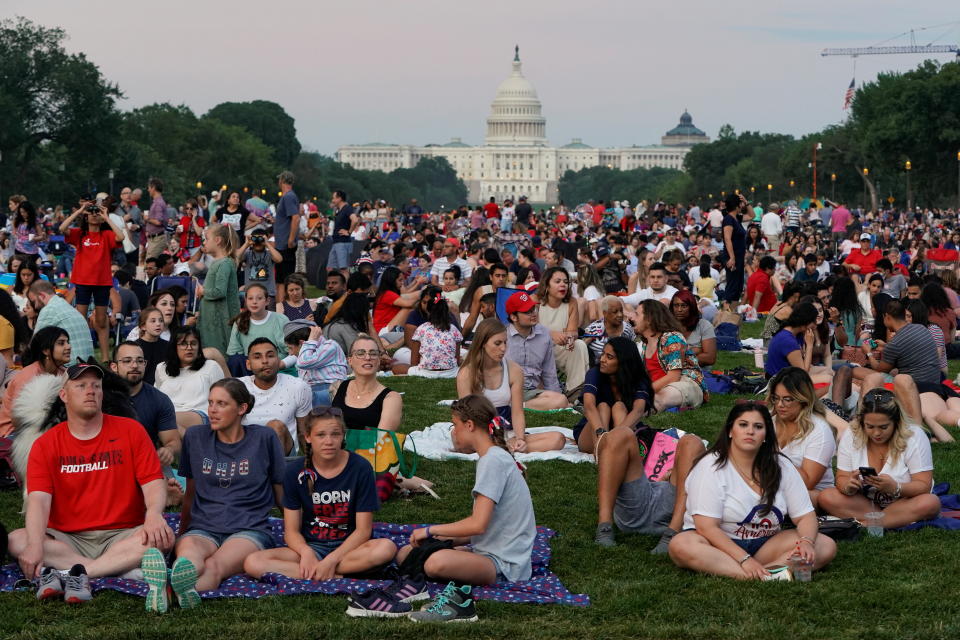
[[181, 527, 274, 550], [311, 383, 331, 408]]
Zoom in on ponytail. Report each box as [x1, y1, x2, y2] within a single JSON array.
[[451, 394, 525, 478], [231, 283, 269, 334]]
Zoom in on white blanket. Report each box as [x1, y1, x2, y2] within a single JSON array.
[[436, 400, 578, 414], [405, 422, 595, 464]]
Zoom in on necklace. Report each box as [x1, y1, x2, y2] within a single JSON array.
[[730, 459, 760, 489], [352, 381, 377, 400]]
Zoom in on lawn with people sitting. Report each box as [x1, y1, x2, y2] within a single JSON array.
[[2, 322, 960, 640]]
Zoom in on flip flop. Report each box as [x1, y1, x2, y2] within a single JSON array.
[[141, 547, 169, 614], [170, 557, 201, 610]]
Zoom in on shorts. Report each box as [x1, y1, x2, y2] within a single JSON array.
[[328, 241, 352, 270], [276, 247, 297, 282], [74, 283, 111, 307], [733, 535, 775, 556], [662, 377, 704, 409], [181, 527, 274, 551], [915, 380, 960, 400], [46, 526, 141, 559], [523, 388, 548, 402], [472, 552, 510, 584], [187, 409, 210, 426], [307, 540, 343, 560], [613, 476, 676, 536]]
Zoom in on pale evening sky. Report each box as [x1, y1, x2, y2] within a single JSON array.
[[6, 1, 960, 156]]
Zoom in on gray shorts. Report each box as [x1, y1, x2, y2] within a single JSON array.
[[328, 242, 352, 270], [47, 526, 141, 560], [523, 388, 547, 402], [613, 476, 676, 535]]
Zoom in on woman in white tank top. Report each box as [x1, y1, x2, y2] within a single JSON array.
[[456, 318, 566, 453]]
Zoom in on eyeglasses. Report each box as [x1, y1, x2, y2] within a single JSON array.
[[310, 406, 343, 418], [116, 357, 147, 365], [769, 394, 798, 406], [177, 341, 199, 349], [351, 349, 381, 359]]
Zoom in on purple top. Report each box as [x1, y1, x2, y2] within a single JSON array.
[[145, 195, 167, 236]]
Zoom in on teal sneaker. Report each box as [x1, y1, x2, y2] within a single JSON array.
[[140, 548, 169, 614], [170, 557, 201, 610], [408, 581, 478, 623]]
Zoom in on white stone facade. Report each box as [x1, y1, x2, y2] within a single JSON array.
[[336, 48, 707, 205]]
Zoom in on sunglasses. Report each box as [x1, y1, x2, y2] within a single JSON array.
[[310, 406, 343, 418]]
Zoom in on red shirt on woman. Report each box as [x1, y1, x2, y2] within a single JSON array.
[[67, 228, 117, 286]]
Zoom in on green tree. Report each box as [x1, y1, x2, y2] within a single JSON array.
[[205, 100, 301, 166], [0, 16, 122, 195]]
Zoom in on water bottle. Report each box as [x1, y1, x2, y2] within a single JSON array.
[[789, 542, 812, 582]]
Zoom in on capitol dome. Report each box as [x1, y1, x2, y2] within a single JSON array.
[[485, 46, 547, 147]]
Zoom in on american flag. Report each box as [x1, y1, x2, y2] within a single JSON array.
[[843, 77, 855, 110]]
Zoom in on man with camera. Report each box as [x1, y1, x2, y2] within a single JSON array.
[[235, 230, 283, 304]]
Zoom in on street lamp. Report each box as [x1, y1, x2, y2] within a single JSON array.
[[196, 181, 203, 190], [862, 167, 869, 210], [220, 184, 227, 192], [261, 188, 267, 196], [905, 160, 912, 211], [109, 169, 115, 196], [830, 173, 836, 201]]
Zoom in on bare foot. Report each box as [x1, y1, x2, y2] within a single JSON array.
[[166, 477, 184, 508]]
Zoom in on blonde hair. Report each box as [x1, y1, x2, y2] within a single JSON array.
[[206, 223, 238, 257], [765, 367, 828, 442], [451, 394, 524, 478], [853, 388, 911, 464]]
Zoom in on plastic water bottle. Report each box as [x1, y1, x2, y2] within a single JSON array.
[[789, 542, 812, 582]]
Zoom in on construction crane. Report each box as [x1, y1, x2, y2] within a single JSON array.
[[821, 23, 960, 58]]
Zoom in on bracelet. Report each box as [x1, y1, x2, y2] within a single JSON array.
[[738, 553, 752, 566], [425, 526, 433, 539], [798, 536, 816, 546], [893, 481, 902, 499]]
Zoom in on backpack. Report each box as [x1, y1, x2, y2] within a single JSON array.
[[715, 322, 742, 351], [703, 371, 734, 394]]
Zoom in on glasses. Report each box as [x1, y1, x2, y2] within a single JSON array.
[[117, 357, 147, 365], [769, 395, 799, 406], [177, 341, 199, 349], [351, 349, 381, 359], [310, 406, 343, 418]]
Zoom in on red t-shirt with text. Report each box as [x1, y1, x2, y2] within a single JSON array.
[[27, 415, 163, 532], [67, 228, 117, 286]]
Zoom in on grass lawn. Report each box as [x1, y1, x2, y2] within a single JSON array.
[[3, 321, 960, 639]]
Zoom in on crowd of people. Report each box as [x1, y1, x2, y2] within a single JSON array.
[[0, 178, 955, 620]]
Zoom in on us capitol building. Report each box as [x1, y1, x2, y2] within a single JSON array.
[[336, 47, 709, 204]]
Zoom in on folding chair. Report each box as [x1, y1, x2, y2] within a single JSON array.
[[151, 275, 200, 315], [494, 287, 522, 324]]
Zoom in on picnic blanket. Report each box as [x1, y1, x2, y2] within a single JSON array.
[[0, 514, 590, 606], [898, 483, 960, 531], [436, 400, 579, 414], [406, 422, 595, 464]]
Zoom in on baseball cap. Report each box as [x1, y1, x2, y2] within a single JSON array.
[[505, 291, 537, 315], [859, 233, 872, 240], [445, 237, 461, 249], [283, 319, 316, 339], [66, 363, 104, 380]]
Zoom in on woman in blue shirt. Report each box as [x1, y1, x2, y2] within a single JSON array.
[[764, 303, 819, 379]]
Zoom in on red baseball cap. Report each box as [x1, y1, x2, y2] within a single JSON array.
[[445, 237, 461, 249], [505, 291, 537, 315]]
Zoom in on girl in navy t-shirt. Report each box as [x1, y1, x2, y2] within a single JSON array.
[[243, 407, 397, 581]]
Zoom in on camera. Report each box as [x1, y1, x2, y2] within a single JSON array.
[[84, 204, 99, 213], [251, 234, 266, 245]]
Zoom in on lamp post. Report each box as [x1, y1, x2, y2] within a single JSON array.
[[767, 183, 772, 202], [831, 173, 836, 202], [905, 160, 912, 212], [109, 169, 114, 196], [195, 181, 203, 191], [862, 167, 868, 210], [789, 179, 795, 199]]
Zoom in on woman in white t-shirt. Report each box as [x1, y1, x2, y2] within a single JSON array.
[[154, 326, 226, 435], [766, 367, 838, 508], [819, 388, 941, 529], [669, 402, 836, 580]]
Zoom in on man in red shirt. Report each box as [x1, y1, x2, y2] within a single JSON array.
[[746, 255, 778, 313], [844, 233, 881, 277], [9, 363, 173, 601], [483, 197, 500, 220]]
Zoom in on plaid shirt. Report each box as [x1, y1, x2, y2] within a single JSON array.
[[34, 295, 93, 363]]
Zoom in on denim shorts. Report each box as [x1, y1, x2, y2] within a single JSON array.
[[188, 410, 210, 426], [733, 536, 774, 556], [182, 527, 274, 550], [328, 242, 352, 270], [307, 540, 343, 560]]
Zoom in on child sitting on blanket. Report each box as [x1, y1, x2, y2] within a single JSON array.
[[243, 407, 397, 585], [395, 395, 537, 623]]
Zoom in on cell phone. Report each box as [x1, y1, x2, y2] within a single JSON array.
[[868, 339, 878, 349], [859, 466, 878, 477]]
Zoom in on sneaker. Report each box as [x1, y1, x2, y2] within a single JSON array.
[[595, 522, 616, 547], [345, 588, 412, 618], [763, 566, 793, 582], [141, 547, 169, 613], [36, 566, 64, 601], [650, 529, 677, 555], [408, 581, 478, 623], [63, 564, 92, 603], [382, 572, 430, 603], [170, 557, 201, 610]]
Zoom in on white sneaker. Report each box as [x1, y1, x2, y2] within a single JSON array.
[[763, 566, 793, 582]]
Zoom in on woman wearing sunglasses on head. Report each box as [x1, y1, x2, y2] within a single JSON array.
[[669, 401, 837, 580]]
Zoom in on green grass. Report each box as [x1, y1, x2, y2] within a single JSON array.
[[3, 321, 960, 639]]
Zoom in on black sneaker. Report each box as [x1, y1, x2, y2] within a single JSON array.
[[382, 572, 430, 603], [345, 588, 412, 618], [408, 582, 478, 623]]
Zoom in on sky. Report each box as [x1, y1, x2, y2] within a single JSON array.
[[6, 1, 960, 155]]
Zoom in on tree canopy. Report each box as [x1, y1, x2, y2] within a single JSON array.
[[205, 100, 301, 166]]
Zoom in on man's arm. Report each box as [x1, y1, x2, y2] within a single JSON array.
[[20, 491, 53, 579], [140, 478, 174, 550], [157, 429, 181, 464]]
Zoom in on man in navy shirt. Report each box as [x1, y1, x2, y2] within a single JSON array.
[[274, 171, 300, 304], [329, 190, 358, 278]]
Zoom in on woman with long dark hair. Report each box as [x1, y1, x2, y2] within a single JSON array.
[[636, 299, 706, 412], [12, 200, 44, 257], [575, 336, 653, 454], [393, 286, 462, 378], [154, 326, 225, 435], [920, 282, 956, 344], [670, 289, 716, 367], [831, 276, 862, 348], [372, 266, 418, 349], [669, 402, 836, 580], [11, 260, 38, 312]]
